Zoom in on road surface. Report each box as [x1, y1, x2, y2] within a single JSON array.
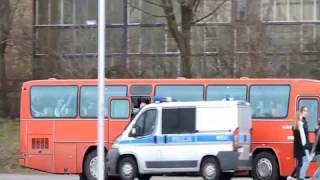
[[0, 174, 252, 180]]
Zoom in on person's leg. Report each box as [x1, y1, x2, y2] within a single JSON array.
[[313, 155, 320, 180], [297, 157, 303, 179], [299, 155, 311, 180]]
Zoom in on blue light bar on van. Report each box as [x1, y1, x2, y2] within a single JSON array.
[[223, 95, 241, 101], [154, 96, 175, 103]]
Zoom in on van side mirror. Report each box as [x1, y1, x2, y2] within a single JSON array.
[[130, 127, 138, 137]]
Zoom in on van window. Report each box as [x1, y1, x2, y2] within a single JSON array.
[[110, 99, 129, 119], [162, 108, 196, 134], [31, 86, 77, 118], [250, 85, 290, 118], [298, 99, 318, 132], [207, 85, 247, 101], [155, 85, 204, 101], [80, 86, 127, 118], [131, 109, 157, 137]]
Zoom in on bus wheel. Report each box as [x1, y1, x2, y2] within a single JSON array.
[[252, 152, 279, 180], [200, 157, 221, 180], [84, 150, 110, 180], [118, 157, 138, 180], [84, 150, 99, 180]]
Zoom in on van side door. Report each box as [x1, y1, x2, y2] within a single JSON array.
[[156, 107, 198, 172], [125, 108, 161, 172]]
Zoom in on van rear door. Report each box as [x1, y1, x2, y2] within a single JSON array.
[[237, 103, 252, 170]]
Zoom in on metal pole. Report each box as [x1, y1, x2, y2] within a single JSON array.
[[97, 0, 105, 179]]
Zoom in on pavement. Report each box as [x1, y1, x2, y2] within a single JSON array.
[[0, 174, 252, 180]]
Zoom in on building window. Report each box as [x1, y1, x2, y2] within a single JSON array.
[[289, 0, 301, 21], [303, 0, 315, 20], [236, 26, 250, 52], [205, 26, 218, 53], [261, 0, 319, 21], [302, 24, 316, 52]]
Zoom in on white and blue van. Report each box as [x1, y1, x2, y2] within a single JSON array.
[[107, 100, 252, 180]]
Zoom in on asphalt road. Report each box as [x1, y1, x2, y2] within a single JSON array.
[[0, 174, 252, 180]]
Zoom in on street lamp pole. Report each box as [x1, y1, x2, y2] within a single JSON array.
[[97, 0, 106, 179]]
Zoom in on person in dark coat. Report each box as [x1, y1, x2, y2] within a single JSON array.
[[312, 122, 320, 179], [290, 106, 311, 180]]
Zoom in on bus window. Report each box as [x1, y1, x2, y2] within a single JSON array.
[[31, 86, 77, 118], [130, 85, 152, 117], [131, 85, 152, 96], [207, 85, 247, 101], [110, 99, 130, 119], [298, 99, 318, 132], [250, 85, 290, 119], [80, 86, 127, 118], [155, 85, 204, 101]]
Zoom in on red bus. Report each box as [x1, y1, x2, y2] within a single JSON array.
[[19, 78, 320, 180]]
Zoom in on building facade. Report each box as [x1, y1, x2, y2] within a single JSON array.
[[32, 0, 320, 79], [1, 0, 320, 117]]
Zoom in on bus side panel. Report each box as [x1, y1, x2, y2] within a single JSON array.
[[27, 154, 53, 172], [274, 144, 295, 177], [54, 143, 77, 173], [19, 120, 26, 166], [55, 121, 97, 142], [252, 120, 292, 143], [26, 120, 54, 172]]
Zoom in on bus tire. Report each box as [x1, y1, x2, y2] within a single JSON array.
[[83, 150, 108, 180], [252, 152, 279, 180], [200, 157, 221, 180], [118, 157, 138, 180]]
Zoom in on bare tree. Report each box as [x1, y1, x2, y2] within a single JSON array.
[[129, 0, 228, 78], [0, 0, 13, 117]]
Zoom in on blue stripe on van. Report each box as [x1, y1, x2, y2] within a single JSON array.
[[118, 134, 233, 145]]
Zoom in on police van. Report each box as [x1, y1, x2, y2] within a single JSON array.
[[107, 99, 252, 180]]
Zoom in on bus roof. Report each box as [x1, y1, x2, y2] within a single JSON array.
[[23, 78, 320, 86]]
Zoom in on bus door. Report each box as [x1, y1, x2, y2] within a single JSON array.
[[107, 97, 131, 148], [297, 96, 320, 174], [297, 96, 320, 141], [130, 85, 152, 117]]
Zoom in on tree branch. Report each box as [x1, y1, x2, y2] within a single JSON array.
[[192, 0, 201, 14], [161, 0, 183, 49], [128, 1, 168, 18], [192, 0, 228, 24], [143, 0, 166, 8]]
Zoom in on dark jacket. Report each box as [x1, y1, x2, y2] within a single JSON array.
[[314, 128, 320, 155], [293, 118, 310, 158]]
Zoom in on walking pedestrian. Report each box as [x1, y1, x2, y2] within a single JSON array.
[[289, 106, 311, 180]]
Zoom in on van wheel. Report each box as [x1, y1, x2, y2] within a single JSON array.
[[118, 157, 138, 180], [252, 152, 279, 180], [139, 174, 151, 180], [201, 157, 221, 180]]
